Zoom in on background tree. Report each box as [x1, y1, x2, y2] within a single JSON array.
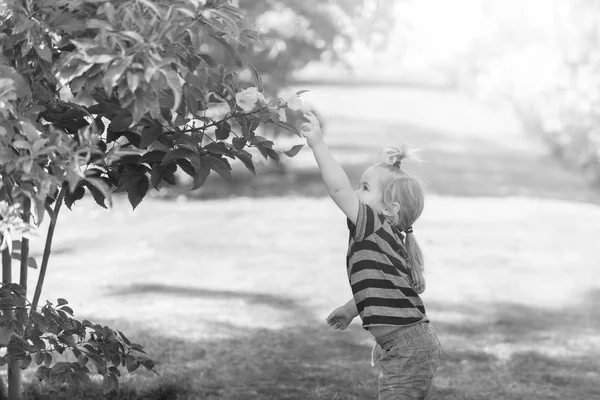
[[0, 0, 304, 398], [238, 0, 397, 91], [451, 0, 600, 185]]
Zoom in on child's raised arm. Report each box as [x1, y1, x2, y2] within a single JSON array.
[[301, 113, 359, 224]]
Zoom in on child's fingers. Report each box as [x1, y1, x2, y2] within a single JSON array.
[[303, 112, 318, 125]]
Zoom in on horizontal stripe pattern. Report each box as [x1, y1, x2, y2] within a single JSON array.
[[347, 202, 428, 329]]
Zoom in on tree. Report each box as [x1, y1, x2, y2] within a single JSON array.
[[453, 0, 600, 185], [0, 0, 304, 398], [238, 0, 397, 90]]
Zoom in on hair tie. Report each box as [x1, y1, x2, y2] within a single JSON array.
[[405, 227, 413, 234], [393, 160, 401, 168]]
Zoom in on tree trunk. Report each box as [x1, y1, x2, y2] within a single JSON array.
[[1, 246, 19, 400], [6, 363, 20, 400]]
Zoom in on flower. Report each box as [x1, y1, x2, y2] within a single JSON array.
[[235, 87, 265, 112], [280, 91, 303, 111]]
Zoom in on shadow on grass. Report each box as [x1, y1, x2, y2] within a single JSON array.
[[21, 289, 600, 400], [157, 120, 600, 205], [108, 283, 301, 312]]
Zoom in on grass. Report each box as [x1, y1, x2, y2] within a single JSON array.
[[9, 85, 600, 399]]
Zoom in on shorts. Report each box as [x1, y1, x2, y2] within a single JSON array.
[[373, 322, 442, 400]]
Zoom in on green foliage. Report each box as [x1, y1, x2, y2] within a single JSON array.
[[457, 0, 600, 185], [238, 0, 397, 89], [0, 283, 153, 395], [0, 0, 304, 214], [0, 0, 307, 394]]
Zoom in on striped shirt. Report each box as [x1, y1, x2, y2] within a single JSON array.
[[346, 202, 428, 329]]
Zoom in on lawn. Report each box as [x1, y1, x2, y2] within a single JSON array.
[[13, 85, 600, 399]]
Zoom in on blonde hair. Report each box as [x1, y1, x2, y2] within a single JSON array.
[[375, 145, 426, 294]]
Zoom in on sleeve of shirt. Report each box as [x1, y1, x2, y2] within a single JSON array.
[[347, 202, 383, 241]]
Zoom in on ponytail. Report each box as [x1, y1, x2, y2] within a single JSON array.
[[377, 144, 426, 293], [404, 231, 425, 294]]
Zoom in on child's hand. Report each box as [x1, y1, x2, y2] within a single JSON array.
[[326, 305, 354, 330], [300, 112, 323, 148]]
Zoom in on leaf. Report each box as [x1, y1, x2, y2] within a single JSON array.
[[212, 35, 242, 67], [57, 298, 68, 306], [87, 102, 121, 115], [127, 174, 149, 210], [137, 0, 161, 15], [283, 144, 304, 157], [64, 185, 85, 210], [190, 157, 210, 190], [296, 90, 310, 96], [241, 29, 263, 44], [198, 54, 216, 67], [160, 148, 199, 166], [256, 145, 268, 160], [12, 140, 32, 151], [183, 86, 198, 116], [85, 178, 113, 208], [86, 19, 113, 30], [35, 365, 49, 381], [247, 63, 263, 90], [117, 330, 131, 346], [34, 45, 52, 63], [28, 257, 38, 269], [103, 2, 116, 23], [78, 355, 89, 368], [140, 150, 166, 164], [270, 120, 300, 136], [235, 150, 255, 175], [126, 72, 140, 93], [103, 61, 128, 96], [141, 358, 155, 371], [20, 355, 32, 370], [204, 142, 234, 158], [125, 356, 140, 372], [83, 181, 106, 209], [251, 136, 274, 148], [35, 352, 44, 365], [44, 352, 52, 367], [177, 159, 195, 177], [121, 30, 145, 43], [102, 374, 111, 394], [215, 121, 230, 140], [108, 110, 133, 132], [161, 69, 182, 112], [140, 126, 162, 149], [232, 137, 246, 151], [0, 298, 16, 310], [207, 156, 231, 183], [61, 306, 73, 315]]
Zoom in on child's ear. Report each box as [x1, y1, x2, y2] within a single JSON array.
[[384, 202, 400, 216]]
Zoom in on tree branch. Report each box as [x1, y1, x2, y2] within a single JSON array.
[[32, 185, 67, 310], [175, 110, 257, 134]]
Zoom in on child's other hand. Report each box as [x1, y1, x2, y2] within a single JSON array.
[[326, 305, 353, 330], [300, 112, 323, 148]]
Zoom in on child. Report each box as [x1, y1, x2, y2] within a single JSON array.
[[300, 113, 441, 399]]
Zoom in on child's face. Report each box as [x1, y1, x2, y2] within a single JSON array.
[[355, 167, 388, 214]]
